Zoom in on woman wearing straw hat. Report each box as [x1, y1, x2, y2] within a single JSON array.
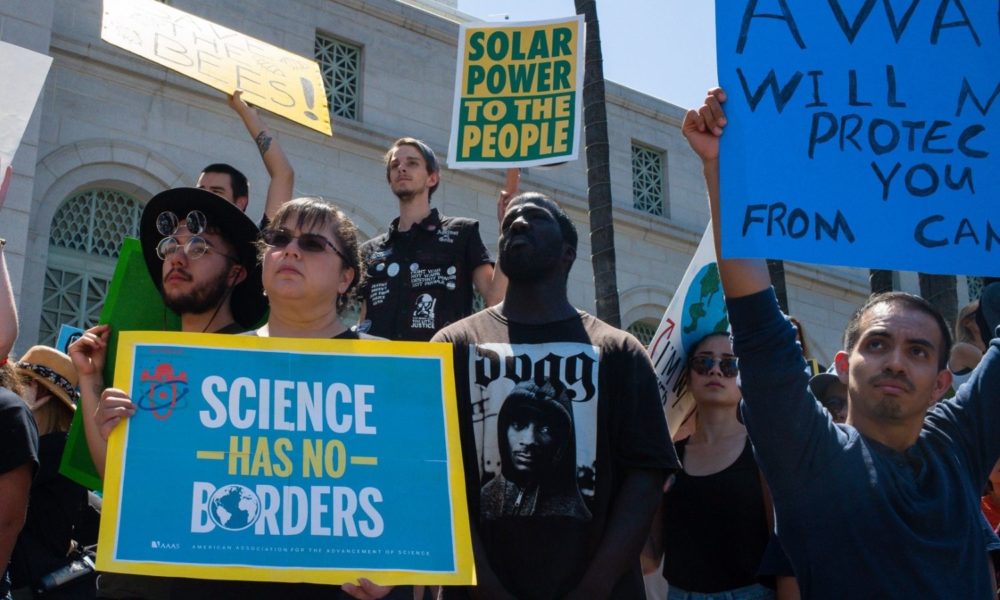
[[9, 347, 98, 599]]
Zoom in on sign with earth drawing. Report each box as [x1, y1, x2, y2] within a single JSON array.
[[97, 332, 474, 585], [647, 224, 730, 439]]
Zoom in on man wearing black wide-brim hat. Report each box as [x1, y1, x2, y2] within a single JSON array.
[[70, 187, 268, 478], [67, 187, 269, 599], [138, 186, 266, 333]]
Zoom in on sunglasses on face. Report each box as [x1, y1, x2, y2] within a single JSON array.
[[156, 235, 238, 262], [689, 355, 740, 378], [262, 229, 351, 264], [157, 210, 207, 237]]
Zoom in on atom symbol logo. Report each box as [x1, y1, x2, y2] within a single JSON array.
[[139, 364, 189, 421]]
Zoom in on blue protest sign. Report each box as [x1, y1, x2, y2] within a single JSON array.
[[55, 324, 84, 355], [716, 0, 998, 275], [97, 332, 474, 586]]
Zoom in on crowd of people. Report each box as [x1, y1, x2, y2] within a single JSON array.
[[0, 85, 997, 600]]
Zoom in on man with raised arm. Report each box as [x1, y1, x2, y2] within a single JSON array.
[[685, 88, 1000, 599], [357, 138, 514, 340], [196, 90, 294, 222], [433, 192, 678, 598]]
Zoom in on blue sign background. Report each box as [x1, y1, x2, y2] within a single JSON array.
[[717, 0, 998, 275], [109, 341, 460, 576]]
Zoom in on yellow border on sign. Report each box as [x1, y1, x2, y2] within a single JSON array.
[[98, 331, 475, 586]]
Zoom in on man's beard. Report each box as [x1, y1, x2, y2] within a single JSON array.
[[392, 187, 418, 203], [500, 253, 550, 282], [499, 239, 560, 283], [163, 270, 233, 316]]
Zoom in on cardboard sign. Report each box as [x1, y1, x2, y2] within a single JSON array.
[[0, 41, 53, 173], [101, 0, 331, 135], [647, 224, 729, 439], [716, 0, 998, 275], [448, 16, 584, 168], [60, 239, 180, 491], [97, 332, 474, 586]]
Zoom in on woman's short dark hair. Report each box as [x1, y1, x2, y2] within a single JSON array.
[[258, 197, 362, 314]]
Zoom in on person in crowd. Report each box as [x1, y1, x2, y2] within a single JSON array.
[[685, 87, 1000, 598], [357, 138, 515, 340], [952, 300, 987, 389], [195, 91, 294, 222], [433, 192, 678, 598], [0, 166, 38, 600], [642, 332, 774, 600], [71, 187, 266, 479], [159, 196, 411, 600], [69, 187, 265, 600], [0, 372, 36, 600], [808, 365, 848, 424], [9, 347, 98, 599], [249, 197, 365, 340]]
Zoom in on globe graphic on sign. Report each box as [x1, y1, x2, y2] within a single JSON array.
[[680, 263, 730, 352], [208, 484, 261, 531]]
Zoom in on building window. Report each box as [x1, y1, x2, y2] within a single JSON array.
[[39, 189, 143, 345], [632, 144, 665, 217], [315, 33, 361, 120], [626, 319, 659, 347]]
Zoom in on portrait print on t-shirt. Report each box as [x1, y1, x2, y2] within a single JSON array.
[[468, 342, 598, 522]]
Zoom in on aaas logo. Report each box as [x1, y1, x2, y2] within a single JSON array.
[[139, 363, 188, 421]]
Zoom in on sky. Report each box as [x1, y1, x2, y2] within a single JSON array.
[[455, 0, 718, 110]]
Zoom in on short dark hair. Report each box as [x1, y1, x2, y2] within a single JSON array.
[[258, 197, 362, 314], [843, 292, 952, 371], [384, 138, 440, 198], [201, 163, 249, 200], [508, 192, 578, 253]]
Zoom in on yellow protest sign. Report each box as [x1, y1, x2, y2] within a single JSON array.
[[448, 16, 584, 169], [101, 0, 331, 135]]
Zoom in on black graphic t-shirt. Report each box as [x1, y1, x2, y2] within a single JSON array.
[[360, 209, 493, 341], [433, 308, 679, 599]]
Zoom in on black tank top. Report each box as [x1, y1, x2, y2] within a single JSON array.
[[661, 436, 770, 593]]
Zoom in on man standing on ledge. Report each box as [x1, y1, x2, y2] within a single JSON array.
[[686, 87, 1000, 599], [358, 137, 514, 340], [434, 192, 677, 598]]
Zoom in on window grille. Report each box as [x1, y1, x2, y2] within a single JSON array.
[[632, 144, 665, 217], [40, 189, 142, 344], [315, 34, 361, 120], [627, 319, 660, 347]]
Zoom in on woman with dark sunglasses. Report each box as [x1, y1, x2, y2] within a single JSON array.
[[173, 198, 414, 600], [252, 196, 365, 339], [642, 331, 776, 600]]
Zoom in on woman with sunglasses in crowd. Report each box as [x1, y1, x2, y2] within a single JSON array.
[[251, 196, 366, 340], [172, 197, 412, 600], [642, 331, 775, 600]]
